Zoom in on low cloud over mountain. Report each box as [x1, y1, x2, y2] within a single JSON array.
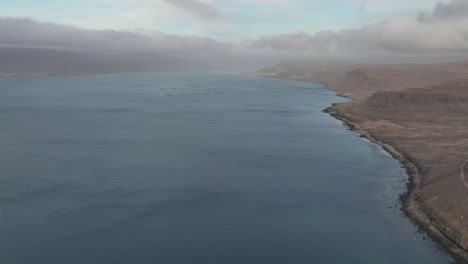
[[0, 17, 230, 53], [1, 0, 468, 68], [250, 0, 468, 53]]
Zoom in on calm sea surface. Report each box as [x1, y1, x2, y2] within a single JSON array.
[[0, 72, 454, 263]]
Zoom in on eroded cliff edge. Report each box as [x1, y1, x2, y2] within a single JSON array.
[[255, 62, 468, 262]]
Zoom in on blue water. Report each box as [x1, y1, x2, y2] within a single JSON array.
[[0, 72, 453, 263]]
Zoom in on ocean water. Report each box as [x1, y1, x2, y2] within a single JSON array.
[[0, 71, 453, 264]]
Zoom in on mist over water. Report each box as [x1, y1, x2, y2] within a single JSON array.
[[0, 72, 453, 263]]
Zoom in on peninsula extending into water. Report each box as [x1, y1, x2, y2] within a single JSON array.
[[254, 60, 468, 262]]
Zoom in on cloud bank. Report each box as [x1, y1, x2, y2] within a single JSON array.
[[250, 0, 468, 53], [250, 31, 338, 50], [1, 0, 468, 68], [0, 17, 230, 53]]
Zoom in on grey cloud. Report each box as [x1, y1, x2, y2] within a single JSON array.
[[418, 0, 468, 22], [359, 17, 468, 52], [0, 17, 230, 52], [161, 0, 220, 19], [250, 31, 338, 50], [250, 0, 468, 53], [4, 0, 468, 68]]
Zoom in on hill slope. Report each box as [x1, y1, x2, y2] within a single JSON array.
[[255, 62, 468, 259], [257, 61, 468, 100], [0, 47, 194, 76]]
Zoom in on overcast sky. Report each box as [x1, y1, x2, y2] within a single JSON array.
[[1, 0, 468, 67]]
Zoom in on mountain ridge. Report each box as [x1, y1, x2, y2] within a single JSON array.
[[0, 47, 199, 76]]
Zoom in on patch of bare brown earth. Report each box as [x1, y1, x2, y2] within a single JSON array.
[[255, 63, 468, 262]]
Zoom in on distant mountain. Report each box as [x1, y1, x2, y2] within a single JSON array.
[[0, 47, 200, 76], [256, 60, 468, 100]]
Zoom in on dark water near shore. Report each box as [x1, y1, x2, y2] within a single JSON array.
[[0, 72, 453, 263]]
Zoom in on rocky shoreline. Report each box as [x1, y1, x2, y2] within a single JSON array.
[[253, 63, 468, 262], [324, 102, 468, 263]]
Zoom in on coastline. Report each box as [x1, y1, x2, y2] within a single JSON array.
[[255, 74, 468, 263], [324, 103, 468, 263]]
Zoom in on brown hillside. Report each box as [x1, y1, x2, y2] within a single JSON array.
[[331, 80, 468, 254], [255, 60, 468, 257], [257, 61, 468, 100]]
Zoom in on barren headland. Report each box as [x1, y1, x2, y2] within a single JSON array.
[[256, 60, 468, 262]]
